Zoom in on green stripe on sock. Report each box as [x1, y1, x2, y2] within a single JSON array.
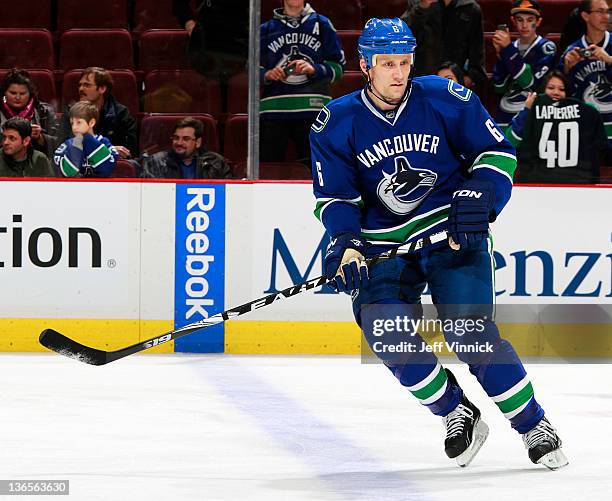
[[496, 382, 534, 414], [411, 366, 447, 401]]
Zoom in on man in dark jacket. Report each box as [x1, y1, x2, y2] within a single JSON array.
[[402, 0, 486, 91], [140, 117, 232, 179], [0, 117, 54, 177], [58, 67, 138, 159]]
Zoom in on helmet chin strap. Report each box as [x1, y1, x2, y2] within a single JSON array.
[[363, 68, 412, 109]]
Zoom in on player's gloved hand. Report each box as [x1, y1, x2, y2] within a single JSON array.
[[324, 233, 369, 293], [448, 180, 495, 250]]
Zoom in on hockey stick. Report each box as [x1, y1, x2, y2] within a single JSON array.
[[39, 232, 449, 365]]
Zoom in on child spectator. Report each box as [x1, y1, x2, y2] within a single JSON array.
[[436, 61, 466, 85], [53, 101, 117, 178], [492, 0, 556, 132]]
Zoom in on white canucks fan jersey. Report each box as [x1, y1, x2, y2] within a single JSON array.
[[310, 76, 517, 255]]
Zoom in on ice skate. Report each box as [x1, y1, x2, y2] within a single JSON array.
[[522, 416, 568, 470], [442, 371, 489, 467]]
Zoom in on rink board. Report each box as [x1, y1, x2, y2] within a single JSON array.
[[0, 180, 610, 357]]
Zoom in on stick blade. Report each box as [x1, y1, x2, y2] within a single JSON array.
[[39, 329, 108, 366]]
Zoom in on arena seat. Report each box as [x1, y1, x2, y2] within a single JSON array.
[[312, 0, 363, 30], [222, 114, 248, 164], [62, 69, 139, 116], [59, 30, 133, 71], [112, 159, 139, 178], [140, 113, 220, 155], [143, 70, 222, 116], [362, 0, 407, 19], [331, 71, 364, 98], [0, 29, 54, 70], [538, 0, 581, 37], [132, 0, 182, 34], [0, 69, 57, 110], [337, 31, 361, 71], [139, 30, 191, 72], [57, 0, 129, 31], [0, 0, 52, 29], [259, 162, 311, 180], [227, 73, 249, 114], [479, 0, 512, 33]]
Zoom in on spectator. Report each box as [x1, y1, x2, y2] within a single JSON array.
[[140, 117, 231, 179], [559, 0, 612, 145], [260, 0, 345, 164], [492, 1, 556, 132], [436, 61, 465, 85], [53, 101, 118, 178], [511, 71, 607, 183], [0, 69, 58, 158], [0, 117, 54, 177], [173, 0, 249, 109], [560, 0, 612, 54], [402, 0, 486, 91], [58, 67, 137, 159]]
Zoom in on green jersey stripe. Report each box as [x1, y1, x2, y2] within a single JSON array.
[[325, 60, 344, 83], [261, 94, 332, 112], [314, 197, 363, 221], [361, 206, 449, 243], [60, 157, 79, 177]]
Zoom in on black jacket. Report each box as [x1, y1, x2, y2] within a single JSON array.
[[402, 0, 486, 90], [140, 149, 232, 179], [59, 94, 138, 156]]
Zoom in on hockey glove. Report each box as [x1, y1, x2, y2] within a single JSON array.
[[448, 180, 495, 250], [324, 233, 369, 293]]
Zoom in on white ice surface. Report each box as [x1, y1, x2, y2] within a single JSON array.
[[0, 354, 610, 501]]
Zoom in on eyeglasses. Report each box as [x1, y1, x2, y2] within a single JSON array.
[[171, 135, 196, 141], [587, 9, 612, 15]]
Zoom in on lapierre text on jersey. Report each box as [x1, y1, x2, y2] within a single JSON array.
[[357, 133, 441, 168], [535, 103, 581, 120]]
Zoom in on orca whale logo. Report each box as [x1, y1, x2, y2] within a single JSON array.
[[377, 157, 437, 215], [583, 75, 612, 113]]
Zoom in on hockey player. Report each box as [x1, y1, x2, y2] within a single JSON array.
[[310, 18, 568, 470], [492, 0, 556, 131], [53, 101, 117, 178]]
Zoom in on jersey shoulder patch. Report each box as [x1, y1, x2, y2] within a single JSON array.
[[447, 79, 472, 102], [311, 105, 331, 133], [541, 40, 556, 56]]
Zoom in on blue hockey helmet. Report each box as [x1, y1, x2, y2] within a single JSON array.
[[358, 18, 417, 69]]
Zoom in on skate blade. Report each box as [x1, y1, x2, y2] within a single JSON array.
[[537, 449, 569, 470], [456, 419, 489, 467]]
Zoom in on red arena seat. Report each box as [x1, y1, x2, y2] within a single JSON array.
[[223, 114, 248, 164], [259, 162, 311, 180], [331, 71, 365, 98], [139, 30, 191, 72], [59, 30, 133, 71], [62, 69, 139, 116], [0, 0, 52, 29], [0, 29, 54, 70], [140, 113, 220, 155], [537, 0, 581, 37], [57, 0, 129, 31], [143, 70, 222, 116], [362, 0, 407, 19], [227, 72, 249, 114], [112, 159, 138, 178], [337, 31, 361, 71], [133, 0, 183, 34], [0, 69, 57, 110], [479, 0, 513, 33], [314, 0, 363, 30]]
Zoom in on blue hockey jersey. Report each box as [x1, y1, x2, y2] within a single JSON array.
[[53, 134, 117, 178], [260, 4, 345, 119], [493, 35, 556, 127], [310, 76, 517, 255], [558, 32, 612, 143]]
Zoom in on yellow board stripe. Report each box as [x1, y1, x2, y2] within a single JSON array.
[[0, 319, 175, 354], [225, 321, 612, 357]]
